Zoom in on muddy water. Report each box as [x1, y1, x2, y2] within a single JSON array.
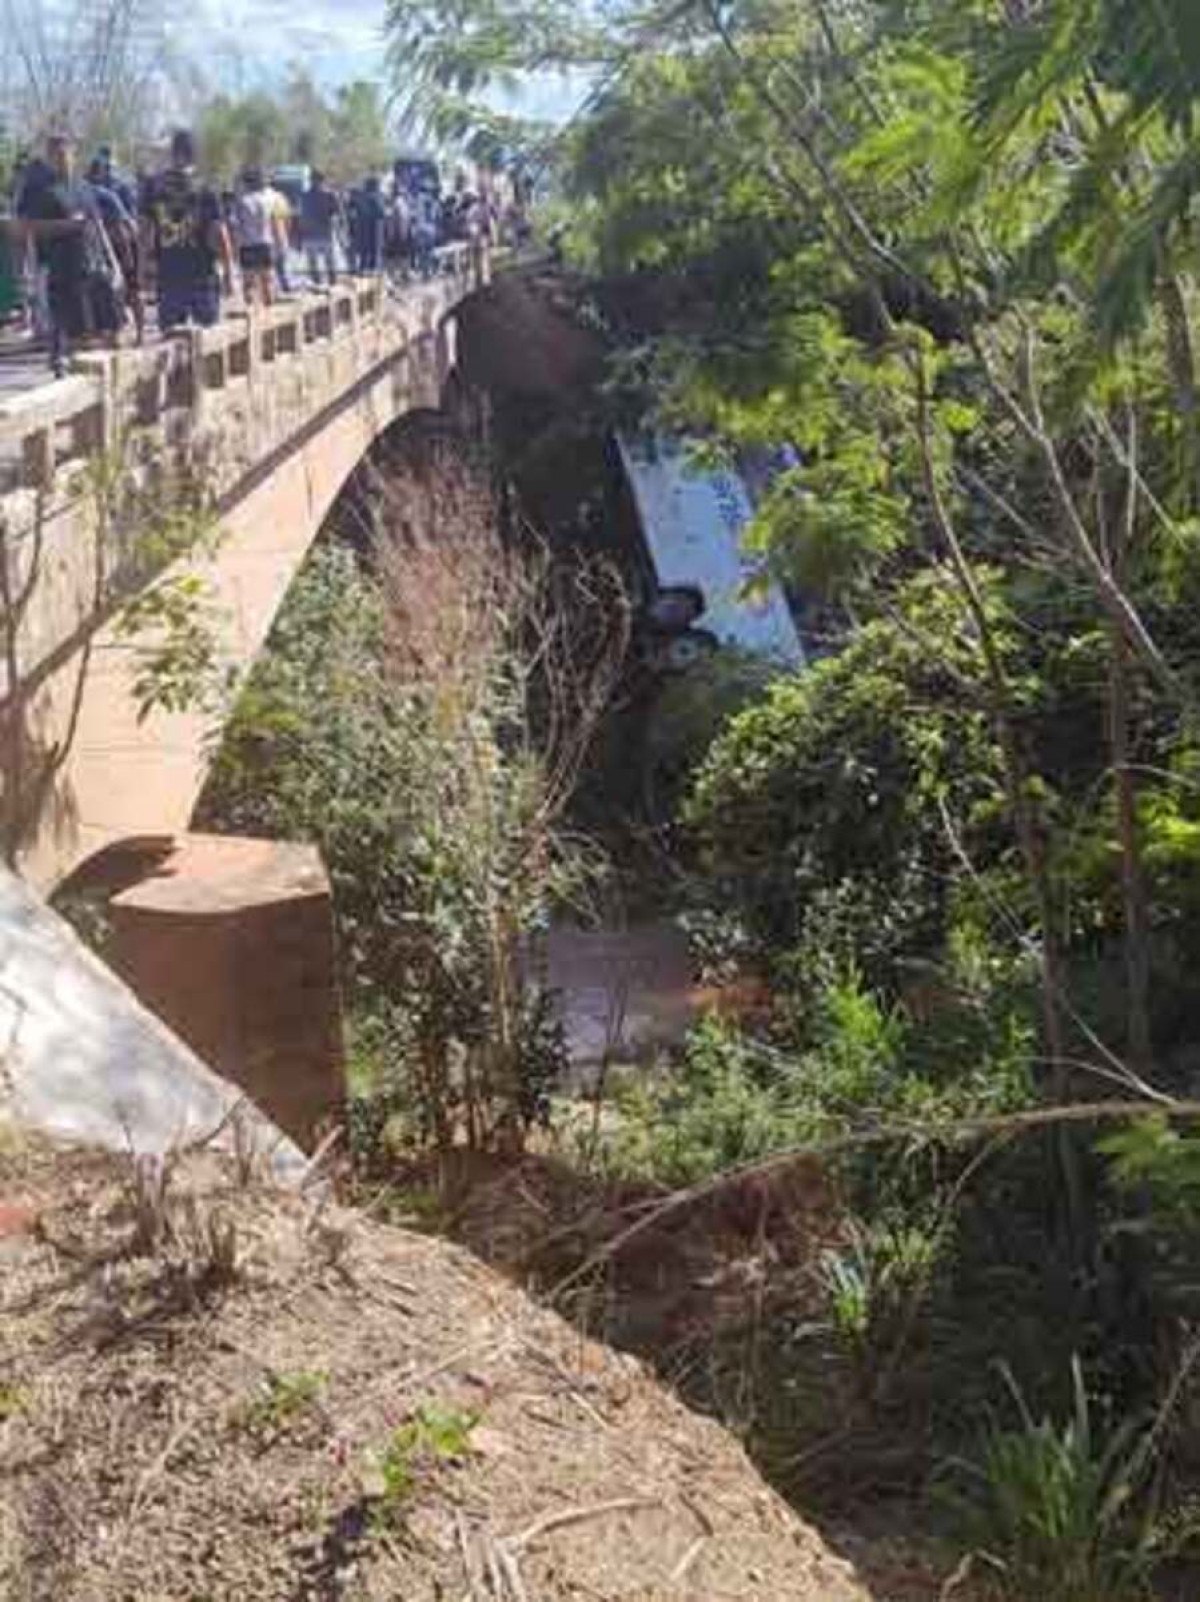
[[542, 921, 698, 1080]]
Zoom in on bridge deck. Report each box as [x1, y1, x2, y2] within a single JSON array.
[[0, 261, 474, 493]]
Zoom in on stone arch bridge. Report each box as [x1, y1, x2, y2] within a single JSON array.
[[0, 247, 489, 890]]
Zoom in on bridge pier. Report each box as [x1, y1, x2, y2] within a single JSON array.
[[108, 833, 345, 1152]]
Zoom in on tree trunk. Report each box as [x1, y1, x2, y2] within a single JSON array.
[[914, 365, 1083, 1244], [1108, 623, 1153, 1070], [1107, 407, 1154, 1072], [1158, 268, 1200, 514]]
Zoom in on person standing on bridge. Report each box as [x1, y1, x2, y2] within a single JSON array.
[[233, 167, 290, 309], [411, 185, 439, 278], [91, 146, 138, 221], [141, 130, 235, 332], [16, 135, 113, 377], [299, 170, 341, 288], [86, 157, 142, 345], [348, 176, 386, 275]]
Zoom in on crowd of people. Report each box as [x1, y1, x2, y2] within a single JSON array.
[[0, 129, 532, 377]]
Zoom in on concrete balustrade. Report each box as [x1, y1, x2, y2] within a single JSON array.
[[0, 255, 473, 498], [1, 244, 488, 888]]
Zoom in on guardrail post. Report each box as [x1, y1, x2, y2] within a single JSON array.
[[101, 355, 119, 455], [277, 310, 299, 357], [71, 351, 118, 459], [189, 327, 206, 429], [22, 426, 54, 492], [245, 305, 261, 381], [370, 284, 385, 361], [139, 345, 169, 426]]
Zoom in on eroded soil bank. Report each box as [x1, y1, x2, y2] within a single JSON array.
[[0, 1131, 869, 1602]]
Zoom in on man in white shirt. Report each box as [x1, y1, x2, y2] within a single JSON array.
[[233, 167, 290, 306]]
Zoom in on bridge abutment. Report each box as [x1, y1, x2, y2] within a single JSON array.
[[109, 833, 345, 1152]]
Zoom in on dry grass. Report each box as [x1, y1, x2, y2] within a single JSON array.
[[348, 1143, 1009, 1602], [347, 434, 630, 1151], [369, 432, 630, 834], [0, 1131, 868, 1601]]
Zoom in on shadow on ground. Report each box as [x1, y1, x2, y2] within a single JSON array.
[[356, 1145, 989, 1601]]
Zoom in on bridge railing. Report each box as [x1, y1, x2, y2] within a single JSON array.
[[0, 242, 485, 500], [0, 241, 486, 709]]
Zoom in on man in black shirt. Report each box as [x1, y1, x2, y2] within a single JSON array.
[[16, 135, 104, 375], [348, 177, 385, 274], [141, 129, 234, 331], [300, 170, 341, 286]]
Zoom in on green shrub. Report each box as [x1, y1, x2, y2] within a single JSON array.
[[373, 1403, 479, 1514], [594, 963, 1034, 1187], [683, 571, 1008, 995], [599, 1016, 813, 1185], [236, 1371, 327, 1435], [1101, 1116, 1200, 1221], [641, 647, 778, 822], [946, 1359, 1178, 1602], [199, 473, 621, 1151], [815, 1217, 939, 1365]]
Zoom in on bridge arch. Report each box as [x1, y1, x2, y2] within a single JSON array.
[[0, 253, 489, 889]]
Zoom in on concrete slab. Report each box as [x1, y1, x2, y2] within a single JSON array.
[[109, 834, 345, 1150], [0, 864, 306, 1178]]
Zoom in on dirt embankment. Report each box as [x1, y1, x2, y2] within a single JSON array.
[[0, 1131, 870, 1602]]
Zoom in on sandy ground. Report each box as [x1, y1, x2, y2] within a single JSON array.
[[0, 1129, 871, 1602]]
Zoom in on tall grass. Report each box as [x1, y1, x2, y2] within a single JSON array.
[[947, 1357, 1184, 1601]]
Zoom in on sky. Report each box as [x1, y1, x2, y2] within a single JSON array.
[[0, 0, 584, 144], [198, 0, 390, 91], [195, 0, 586, 123]]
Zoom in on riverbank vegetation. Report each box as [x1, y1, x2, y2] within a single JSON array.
[[200, 436, 628, 1150], [195, 3, 1200, 1594]]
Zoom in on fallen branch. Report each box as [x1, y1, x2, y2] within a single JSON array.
[[494, 1536, 530, 1602], [456, 1509, 486, 1602], [128, 1405, 204, 1520], [668, 1536, 707, 1586], [548, 1097, 1200, 1300], [518, 1335, 612, 1430], [510, 1496, 660, 1550], [299, 1124, 343, 1190]]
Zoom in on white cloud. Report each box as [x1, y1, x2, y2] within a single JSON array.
[[194, 0, 388, 88], [180, 1, 582, 127]]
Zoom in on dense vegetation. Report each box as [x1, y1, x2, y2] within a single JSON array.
[[192, 2, 1200, 1593], [193, 72, 393, 185], [200, 440, 627, 1149], [384, 2, 1200, 1592]]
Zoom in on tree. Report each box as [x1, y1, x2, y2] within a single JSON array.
[[197, 91, 288, 181], [280, 67, 331, 165], [387, 0, 1200, 1245], [329, 81, 391, 179], [190, 76, 392, 184], [1, 0, 169, 151], [384, 0, 631, 155], [685, 572, 1008, 993], [200, 439, 628, 1150]]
